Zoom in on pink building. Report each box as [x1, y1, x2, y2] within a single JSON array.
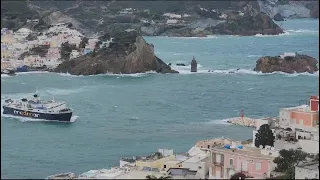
[[47, 47, 61, 60], [209, 146, 275, 179]]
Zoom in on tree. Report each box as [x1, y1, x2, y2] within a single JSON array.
[[146, 175, 171, 179], [79, 37, 89, 48], [254, 124, 275, 148], [230, 172, 246, 179], [273, 149, 307, 179]]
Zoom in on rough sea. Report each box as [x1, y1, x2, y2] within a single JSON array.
[[1, 19, 319, 178]]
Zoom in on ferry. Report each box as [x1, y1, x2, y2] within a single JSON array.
[[2, 93, 73, 122]]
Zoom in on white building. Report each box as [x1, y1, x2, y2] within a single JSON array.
[[88, 38, 99, 50], [67, 36, 81, 47], [166, 19, 179, 24], [14, 28, 32, 40], [24, 55, 60, 68], [280, 52, 296, 59], [163, 13, 182, 19], [295, 162, 319, 179], [70, 50, 80, 59]]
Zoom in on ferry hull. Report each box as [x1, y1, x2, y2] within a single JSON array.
[[2, 106, 72, 122]]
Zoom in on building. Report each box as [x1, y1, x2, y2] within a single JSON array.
[[24, 55, 60, 68], [310, 96, 319, 111], [163, 13, 182, 19], [1, 28, 13, 36], [195, 137, 234, 150], [166, 19, 179, 24], [167, 168, 197, 179], [280, 52, 296, 59], [67, 36, 81, 47], [14, 28, 32, 40], [135, 149, 176, 170], [279, 104, 319, 132], [47, 47, 61, 60], [209, 145, 276, 179], [181, 153, 210, 179], [88, 38, 99, 50], [1, 60, 13, 70], [295, 162, 319, 179], [83, 45, 93, 55], [70, 50, 80, 59]]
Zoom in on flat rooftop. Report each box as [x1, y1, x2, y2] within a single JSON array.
[[212, 146, 273, 159], [297, 162, 319, 171]]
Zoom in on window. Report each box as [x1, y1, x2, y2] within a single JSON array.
[[242, 161, 248, 171], [230, 159, 234, 166], [256, 162, 261, 170], [216, 154, 221, 163], [300, 119, 304, 126], [163, 165, 166, 168]]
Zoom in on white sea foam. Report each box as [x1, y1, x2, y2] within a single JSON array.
[[286, 29, 319, 34], [201, 118, 233, 125], [1, 113, 78, 123], [255, 31, 291, 37], [247, 54, 263, 58], [43, 87, 87, 96], [56, 71, 157, 78], [172, 65, 319, 77]]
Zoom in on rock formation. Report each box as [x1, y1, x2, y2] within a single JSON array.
[[206, 12, 284, 36], [273, 13, 284, 21], [54, 31, 178, 75], [254, 54, 319, 74]]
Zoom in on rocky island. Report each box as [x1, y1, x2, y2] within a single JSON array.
[[254, 53, 319, 74], [55, 31, 178, 75]]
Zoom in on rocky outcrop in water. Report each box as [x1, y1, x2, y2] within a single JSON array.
[[54, 31, 178, 75], [254, 54, 319, 74]]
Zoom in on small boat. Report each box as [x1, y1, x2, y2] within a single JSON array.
[[1, 68, 16, 76]]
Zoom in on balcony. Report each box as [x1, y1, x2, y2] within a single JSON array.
[[213, 162, 224, 166]]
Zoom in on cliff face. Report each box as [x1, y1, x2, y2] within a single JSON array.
[[258, 0, 319, 19], [54, 31, 178, 75], [206, 13, 283, 36], [254, 54, 319, 74]]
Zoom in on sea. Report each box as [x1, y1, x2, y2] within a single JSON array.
[[1, 19, 319, 178]]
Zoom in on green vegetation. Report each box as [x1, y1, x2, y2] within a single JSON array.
[[273, 149, 308, 179], [145, 175, 171, 179], [254, 124, 275, 148], [1, 1, 40, 30], [230, 172, 246, 179]]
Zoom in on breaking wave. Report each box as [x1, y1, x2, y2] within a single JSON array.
[[172, 65, 319, 77], [57, 71, 157, 78]]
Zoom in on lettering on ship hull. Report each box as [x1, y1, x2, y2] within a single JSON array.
[[13, 110, 40, 118]]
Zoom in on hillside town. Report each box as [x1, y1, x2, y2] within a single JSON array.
[[47, 96, 319, 179], [1, 23, 112, 72]]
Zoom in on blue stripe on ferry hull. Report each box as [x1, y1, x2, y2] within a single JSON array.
[[2, 106, 72, 122]]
